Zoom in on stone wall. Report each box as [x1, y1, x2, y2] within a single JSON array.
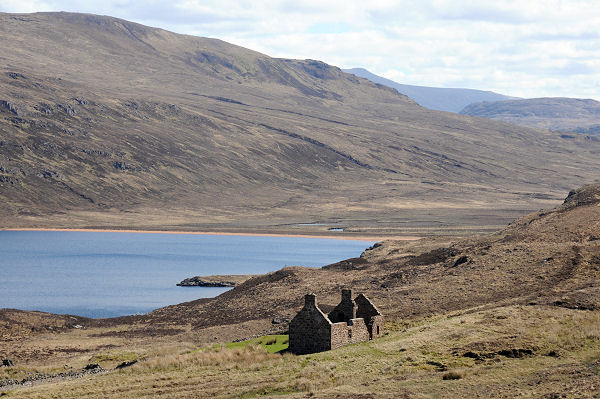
[[348, 318, 370, 343], [369, 315, 385, 339], [330, 322, 349, 350], [330, 318, 370, 349]]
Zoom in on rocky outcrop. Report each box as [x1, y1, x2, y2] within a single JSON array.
[[562, 183, 600, 209], [0, 100, 20, 115], [113, 161, 130, 170]]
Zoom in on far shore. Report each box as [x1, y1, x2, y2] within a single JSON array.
[[2, 228, 422, 242]]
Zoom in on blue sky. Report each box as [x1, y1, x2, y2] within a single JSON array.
[[2, 0, 599, 99]]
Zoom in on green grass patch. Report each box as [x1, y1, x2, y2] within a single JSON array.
[[226, 335, 289, 354]]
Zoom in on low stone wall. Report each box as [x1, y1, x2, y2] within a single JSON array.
[[348, 318, 370, 344], [330, 322, 349, 350], [330, 318, 370, 349]]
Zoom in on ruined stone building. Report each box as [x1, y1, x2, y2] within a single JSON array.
[[288, 289, 384, 354]]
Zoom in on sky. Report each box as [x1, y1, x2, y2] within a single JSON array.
[[2, 0, 599, 99]]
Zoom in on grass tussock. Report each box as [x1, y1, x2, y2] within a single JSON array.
[[294, 361, 340, 393], [442, 370, 464, 380]]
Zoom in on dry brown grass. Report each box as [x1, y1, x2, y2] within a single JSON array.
[[534, 309, 600, 351], [135, 345, 281, 372]]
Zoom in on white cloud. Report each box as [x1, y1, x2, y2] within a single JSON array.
[[1, 0, 599, 99], [2, 0, 53, 13]]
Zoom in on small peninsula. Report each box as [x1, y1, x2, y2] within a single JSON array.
[[176, 274, 254, 287]]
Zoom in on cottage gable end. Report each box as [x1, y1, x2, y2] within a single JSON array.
[[355, 293, 381, 319], [355, 293, 384, 339], [288, 293, 332, 354]]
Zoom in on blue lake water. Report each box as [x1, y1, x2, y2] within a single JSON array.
[[0, 231, 373, 318]]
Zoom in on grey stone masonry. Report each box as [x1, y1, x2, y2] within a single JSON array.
[[328, 288, 357, 323], [288, 293, 333, 355], [355, 293, 385, 339], [289, 289, 384, 354]]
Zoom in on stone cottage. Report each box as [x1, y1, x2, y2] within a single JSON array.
[[288, 289, 384, 354]]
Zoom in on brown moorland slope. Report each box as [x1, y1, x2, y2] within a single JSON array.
[[1, 12, 600, 234]]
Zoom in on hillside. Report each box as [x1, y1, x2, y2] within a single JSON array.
[[138, 183, 600, 329], [343, 67, 515, 113], [2, 184, 599, 397], [460, 97, 600, 134], [1, 12, 600, 235]]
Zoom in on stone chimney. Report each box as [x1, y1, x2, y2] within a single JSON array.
[[328, 288, 356, 321], [304, 293, 316, 309], [342, 288, 352, 301]]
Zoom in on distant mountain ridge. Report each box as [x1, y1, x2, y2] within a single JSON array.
[[460, 97, 600, 133], [343, 67, 515, 113], [349, 68, 600, 135]]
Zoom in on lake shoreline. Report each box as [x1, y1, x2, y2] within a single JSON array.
[[2, 228, 421, 242]]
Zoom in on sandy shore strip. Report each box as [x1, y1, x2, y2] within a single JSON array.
[[2, 228, 421, 242]]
